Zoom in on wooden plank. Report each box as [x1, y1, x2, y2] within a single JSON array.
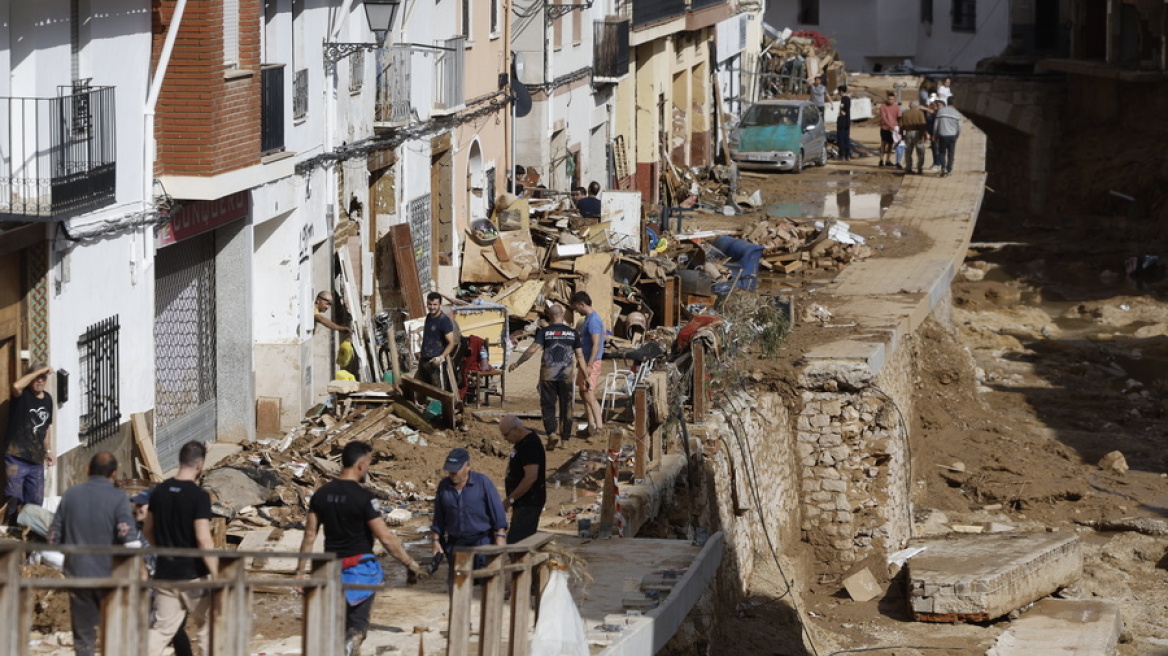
[[337, 249, 375, 382], [479, 553, 506, 656], [634, 387, 648, 479], [399, 375, 458, 428], [693, 343, 707, 421], [508, 551, 535, 656], [598, 429, 622, 538], [389, 223, 425, 319], [494, 279, 542, 318], [238, 528, 323, 573], [448, 551, 475, 654], [492, 238, 510, 262], [131, 412, 163, 482], [573, 253, 615, 326]]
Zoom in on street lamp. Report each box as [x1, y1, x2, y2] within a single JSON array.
[[323, 0, 401, 65]]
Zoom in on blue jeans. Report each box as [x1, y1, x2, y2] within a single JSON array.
[[4, 455, 44, 521], [937, 135, 958, 173]]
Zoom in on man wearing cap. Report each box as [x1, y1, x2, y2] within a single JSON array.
[[508, 303, 587, 447], [499, 416, 546, 544], [300, 441, 428, 654], [429, 448, 508, 581], [48, 452, 136, 656], [4, 363, 55, 525]]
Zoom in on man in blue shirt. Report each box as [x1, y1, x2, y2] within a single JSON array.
[[417, 292, 457, 390], [428, 448, 508, 582], [571, 291, 605, 436], [576, 181, 602, 218]]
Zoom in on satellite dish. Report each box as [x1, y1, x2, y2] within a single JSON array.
[[511, 58, 532, 118]]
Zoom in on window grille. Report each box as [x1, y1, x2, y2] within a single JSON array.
[[77, 315, 120, 444], [293, 68, 309, 119], [350, 50, 365, 93], [952, 0, 976, 32]]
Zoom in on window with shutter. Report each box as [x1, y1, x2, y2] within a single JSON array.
[[224, 0, 240, 68]]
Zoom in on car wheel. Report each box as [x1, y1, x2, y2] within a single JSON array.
[[792, 151, 803, 174], [817, 145, 828, 166]]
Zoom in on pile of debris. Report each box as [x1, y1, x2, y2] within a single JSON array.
[[758, 27, 845, 97]]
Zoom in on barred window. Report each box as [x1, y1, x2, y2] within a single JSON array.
[[350, 50, 365, 93], [293, 68, 308, 119], [952, 0, 976, 32], [78, 316, 120, 444]]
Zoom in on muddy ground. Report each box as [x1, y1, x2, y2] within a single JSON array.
[[684, 122, 1168, 655]]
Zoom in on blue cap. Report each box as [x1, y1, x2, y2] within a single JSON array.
[[443, 448, 470, 472], [131, 489, 151, 505]]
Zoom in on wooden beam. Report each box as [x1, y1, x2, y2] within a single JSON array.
[[598, 429, 623, 538], [130, 413, 163, 482], [399, 375, 458, 428], [448, 551, 475, 654], [508, 551, 534, 656], [634, 386, 648, 480], [693, 343, 707, 421]]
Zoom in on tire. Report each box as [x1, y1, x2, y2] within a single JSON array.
[[817, 144, 828, 167], [792, 151, 803, 174]]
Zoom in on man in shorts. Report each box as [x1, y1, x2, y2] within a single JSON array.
[[571, 291, 605, 435], [878, 91, 901, 167]]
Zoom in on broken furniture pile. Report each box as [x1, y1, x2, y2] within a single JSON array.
[[758, 28, 845, 98]]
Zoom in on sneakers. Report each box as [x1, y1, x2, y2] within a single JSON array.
[[895, 163, 903, 170], [546, 434, 560, 451], [930, 164, 941, 171], [345, 632, 365, 656]]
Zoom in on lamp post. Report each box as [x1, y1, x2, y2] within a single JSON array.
[[323, 0, 401, 65]]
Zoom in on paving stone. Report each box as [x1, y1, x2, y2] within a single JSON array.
[[985, 599, 1121, 656], [907, 532, 1082, 622]]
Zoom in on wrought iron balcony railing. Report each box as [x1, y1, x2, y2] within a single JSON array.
[[261, 65, 285, 155], [0, 83, 116, 219]]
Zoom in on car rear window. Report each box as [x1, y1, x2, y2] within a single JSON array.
[[742, 105, 799, 127]]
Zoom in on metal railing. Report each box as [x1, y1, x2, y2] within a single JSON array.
[[260, 65, 285, 154], [434, 37, 466, 111], [292, 68, 309, 120], [448, 533, 556, 656], [631, 0, 685, 27], [77, 315, 120, 444], [0, 542, 345, 656], [594, 18, 631, 80], [0, 83, 116, 219]]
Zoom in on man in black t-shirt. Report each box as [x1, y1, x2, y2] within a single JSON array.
[[145, 441, 216, 656], [300, 441, 427, 654], [4, 363, 55, 524], [499, 415, 546, 544], [417, 292, 457, 390], [508, 303, 587, 447]]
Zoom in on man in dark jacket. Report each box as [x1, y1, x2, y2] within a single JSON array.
[[48, 452, 136, 656]]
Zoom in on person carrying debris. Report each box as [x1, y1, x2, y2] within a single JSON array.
[[417, 292, 457, 391], [4, 363, 55, 525], [145, 441, 216, 656], [47, 452, 136, 656], [498, 415, 547, 544], [508, 303, 587, 447], [299, 441, 428, 655], [429, 448, 508, 582], [571, 291, 606, 436]]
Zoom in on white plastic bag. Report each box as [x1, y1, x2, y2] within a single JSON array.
[[530, 569, 588, 656]]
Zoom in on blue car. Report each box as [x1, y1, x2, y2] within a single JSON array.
[[729, 100, 828, 173]]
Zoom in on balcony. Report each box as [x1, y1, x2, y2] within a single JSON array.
[[376, 39, 467, 127], [0, 83, 116, 220], [260, 65, 285, 155], [594, 19, 631, 82], [632, 0, 686, 27]]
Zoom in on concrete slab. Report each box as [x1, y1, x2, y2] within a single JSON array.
[[985, 599, 1122, 656], [907, 532, 1082, 622]]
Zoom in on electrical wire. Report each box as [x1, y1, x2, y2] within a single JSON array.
[[716, 394, 821, 656], [829, 648, 962, 655]]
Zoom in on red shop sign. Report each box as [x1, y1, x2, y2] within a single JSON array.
[[156, 191, 249, 247]]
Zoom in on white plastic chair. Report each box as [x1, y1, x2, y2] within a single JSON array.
[[600, 358, 657, 420]]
